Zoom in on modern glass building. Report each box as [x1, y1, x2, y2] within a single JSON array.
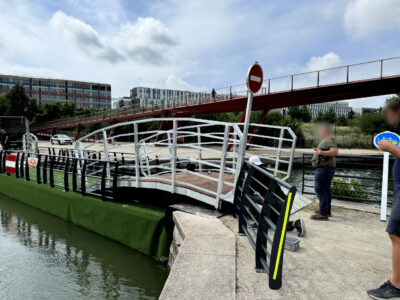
[[0, 74, 111, 109]]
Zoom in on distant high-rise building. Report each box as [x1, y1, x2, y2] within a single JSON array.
[[0, 74, 111, 109]]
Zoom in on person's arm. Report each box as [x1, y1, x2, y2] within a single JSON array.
[[4, 135, 8, 145], [379, 140, 400, 158], [315, 147, 338, 156]]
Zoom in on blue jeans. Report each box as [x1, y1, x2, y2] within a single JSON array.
[[315, 167, 335, 216]]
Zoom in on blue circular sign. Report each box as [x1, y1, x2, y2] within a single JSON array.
[[373, 131, 400, 149]]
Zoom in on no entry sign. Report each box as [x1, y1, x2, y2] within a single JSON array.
[[246, 62, 263, 94], [6, 154, 17, 174]]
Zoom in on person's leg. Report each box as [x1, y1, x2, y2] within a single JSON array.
[[315, 168, 329, 216], [368, 192, 400, 298], [390, 233, 400, 288], [327, 168, 335, 216], [287, 219, 306, 237]]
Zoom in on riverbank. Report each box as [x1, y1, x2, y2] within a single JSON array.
[[0, 175, 170, 259]]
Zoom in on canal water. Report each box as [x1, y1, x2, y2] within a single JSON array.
[[0, 194, 168, 300]]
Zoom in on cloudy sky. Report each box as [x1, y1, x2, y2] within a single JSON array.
[[0, 0, 399, 107]]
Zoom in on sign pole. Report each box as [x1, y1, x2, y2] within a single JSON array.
[[373, 131, 400, 221], [237, 92, 254, 170], [381, 152, 389, 221], [236, 62, 263, 173]]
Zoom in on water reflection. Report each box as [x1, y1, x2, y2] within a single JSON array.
[[0, 195, 167, 299]]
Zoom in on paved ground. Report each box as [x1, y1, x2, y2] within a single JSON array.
[[160, 211, 236, 300], [221, 201, 392, 300]]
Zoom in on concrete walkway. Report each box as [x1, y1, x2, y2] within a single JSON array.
[[222, 201, 392, 299], [160, 211, 236, 300]]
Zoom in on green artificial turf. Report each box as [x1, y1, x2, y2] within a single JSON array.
[[0, 174, 170, 259]]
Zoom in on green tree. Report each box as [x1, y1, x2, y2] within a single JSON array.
[[0, 94, 11, 115], [264, 111, 283, 125], [336, 115, 348, 126], [313, 108, 337, 123], [25, 99, 39, 121], [6, 84, 30, 116], [287, 106, 311, 122], [358, 113, 387, 136], [347, 110, 355, 120]]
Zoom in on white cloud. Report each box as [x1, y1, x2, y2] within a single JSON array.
[[164, 74, 199, 91], [306, 52, 342, 71], [0, 0, 397, 108], [0, 65, 64, 79], [344, 0, 400, 39], [277, 52, 343, 75], [50, 11, 177, 64]]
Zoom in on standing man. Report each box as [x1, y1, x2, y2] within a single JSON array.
[[367, 98, 400, 299], [211, 88, 216, 102], [310, 123, 339, 221], [0, 129, 9, 151]]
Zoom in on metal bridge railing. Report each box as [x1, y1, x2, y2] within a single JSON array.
[[234, 161, 296, 290], [302, 153, 395, 204], [33, 56, 400, 130], [74, 118, 296, 208]]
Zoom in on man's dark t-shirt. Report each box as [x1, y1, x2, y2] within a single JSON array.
[[1, 133, 9, 150]]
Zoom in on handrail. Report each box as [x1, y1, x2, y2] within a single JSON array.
[[33, 56, 400, 130], [235, 161, 296, 290], [74, 118, 297, 208]]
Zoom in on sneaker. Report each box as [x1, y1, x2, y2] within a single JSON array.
[[294, 219, 306, 237], [367, 280, 400, 299], [315, 210, 332, 217], [310, 213, 329, 221]]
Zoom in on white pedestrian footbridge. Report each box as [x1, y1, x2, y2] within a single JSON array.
[[73, 118, 297, 208]]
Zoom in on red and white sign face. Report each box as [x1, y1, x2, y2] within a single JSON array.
[[246, 62, 263, 94], [6, 155, 17, 174]]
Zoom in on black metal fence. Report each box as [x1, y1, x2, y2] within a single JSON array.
[[302, 153, 395, 204], [234, 161, 296, 290], [0, 149, 120, 201]]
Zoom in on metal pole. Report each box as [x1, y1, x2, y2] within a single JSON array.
[[381, 152, 389, 221], [237, 92, 253, 172]]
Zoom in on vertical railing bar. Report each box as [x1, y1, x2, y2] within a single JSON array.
[[36, 155, 42, 184], [72, 158, 78, 192], [43, 155, 48, 184], [134, 123, 141, 188], [64, 158, 69, 191], [15, 152, 20, 178], [171, 119, 178, 193], [81, 160, 87, 195], [216, 125, 230, 208], [197, 126, 202, 173], [112, 162, 119, 201], [25, 156, 30, 181]]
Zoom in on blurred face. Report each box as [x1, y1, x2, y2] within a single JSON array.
[[317, 126, 330, 138], [384, 108, 400, 126], [0, 130, 5, 134]]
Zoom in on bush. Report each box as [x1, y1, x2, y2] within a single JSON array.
[[331, 176, 369, 200]]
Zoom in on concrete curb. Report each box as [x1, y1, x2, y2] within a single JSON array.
[[159, 211, 236, 300]]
